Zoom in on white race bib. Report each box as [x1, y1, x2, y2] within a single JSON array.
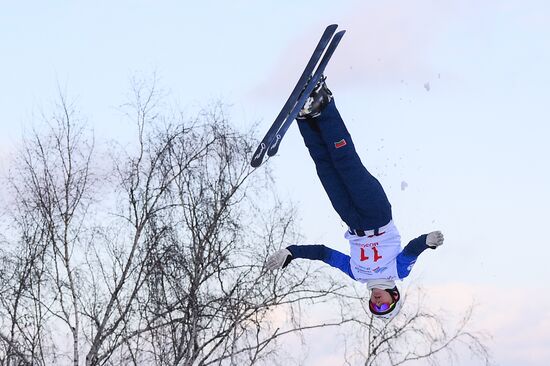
[[346, 220, 402, 282]]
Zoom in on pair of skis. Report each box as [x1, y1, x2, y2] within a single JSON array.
[[250, 24, 346, 168]]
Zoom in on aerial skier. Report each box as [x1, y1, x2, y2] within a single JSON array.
[[266, 76, 444, 320]]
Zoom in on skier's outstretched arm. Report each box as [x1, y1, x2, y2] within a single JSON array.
[[396, 231, 444, 279], [266, 244, 355, 280]]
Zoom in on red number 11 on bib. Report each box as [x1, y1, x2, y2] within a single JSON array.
[[360, 247, 383, 262]]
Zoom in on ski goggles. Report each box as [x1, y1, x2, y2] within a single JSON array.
[[369, 300, 396, 315]]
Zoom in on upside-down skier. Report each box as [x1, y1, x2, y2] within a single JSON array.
[[266, 76, 444, 320]]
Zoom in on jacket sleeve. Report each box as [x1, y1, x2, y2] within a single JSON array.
[[396, 234, 431, 279], [286, 244, 355, 280]]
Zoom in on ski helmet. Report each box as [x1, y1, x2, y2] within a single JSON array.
[[369, 287, 402, 320]]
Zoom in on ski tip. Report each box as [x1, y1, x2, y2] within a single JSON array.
[[326, 24, 338, 34], [336, 29, 346, 36]]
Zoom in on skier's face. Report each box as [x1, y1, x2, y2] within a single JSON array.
[[370, 288, 394, 307]]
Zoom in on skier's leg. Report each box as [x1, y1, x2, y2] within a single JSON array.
[[314, 100, 392, 230], [297, 118, 363, 228]]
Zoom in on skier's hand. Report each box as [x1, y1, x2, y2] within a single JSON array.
[[426, 231, 444, 249], [266, 248, 293, 271]]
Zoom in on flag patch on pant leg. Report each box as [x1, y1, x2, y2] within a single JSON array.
[[334, 139, 347, 148]]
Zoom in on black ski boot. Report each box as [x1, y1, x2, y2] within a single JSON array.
[[297, 75, 333, 119]]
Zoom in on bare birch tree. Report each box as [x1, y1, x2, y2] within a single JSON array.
[[0, 81, 348, 366], [0, 79, 491, 366], [0, 94, 93, 366]]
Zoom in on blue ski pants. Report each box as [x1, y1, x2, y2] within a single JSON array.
[[297, 100, 392, 231]]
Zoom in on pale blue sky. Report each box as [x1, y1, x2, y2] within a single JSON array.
[[1, 1, 550, 365]]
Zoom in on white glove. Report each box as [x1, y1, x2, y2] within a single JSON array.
[[426, 231, 444, 248], [266, 248, 292, 271]]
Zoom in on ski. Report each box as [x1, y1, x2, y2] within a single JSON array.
[[250, 24, 338, 168], [267, 30, 345, 157]]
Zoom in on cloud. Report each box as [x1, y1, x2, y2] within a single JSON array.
[[253, 0, 474, 99], [271, 282, 550, 366], [254, 0, 550, 100], [331, 2, 454, 83], [423, 282, 550, 366]]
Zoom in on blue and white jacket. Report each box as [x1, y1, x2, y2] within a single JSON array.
[[287, 221, 431, 282]]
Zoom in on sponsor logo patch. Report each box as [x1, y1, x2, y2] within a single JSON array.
[[334, 139, 347, 149]]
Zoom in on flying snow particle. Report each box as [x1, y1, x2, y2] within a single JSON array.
[[424, 82, 430, 92], [401, 181, 408, 191]]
